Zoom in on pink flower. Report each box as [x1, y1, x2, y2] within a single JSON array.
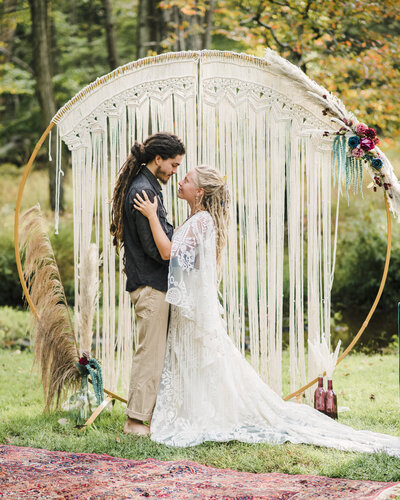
[[351, 147, 365, 158], [355, 123, 368, 135], [373, 136, 380, 145], [364, 128, 377, 139], [360, 137, 375, 151]]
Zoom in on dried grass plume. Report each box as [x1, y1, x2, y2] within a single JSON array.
[[20, 205, 80, 411]]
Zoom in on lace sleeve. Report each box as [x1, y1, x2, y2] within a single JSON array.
[[170, 212, 209, 271], [166, 212, 218, 323]]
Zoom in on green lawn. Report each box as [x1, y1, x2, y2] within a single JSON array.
[[0, 348, 399, 481]]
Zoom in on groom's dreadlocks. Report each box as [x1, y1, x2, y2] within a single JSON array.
[[110, 132, 185, 252]]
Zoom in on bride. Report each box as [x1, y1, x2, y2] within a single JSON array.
[[134, 165, 400, 455]]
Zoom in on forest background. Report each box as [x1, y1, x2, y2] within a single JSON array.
[[1, 0, 400, 352]]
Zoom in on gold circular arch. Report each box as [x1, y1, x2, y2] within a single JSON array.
[[14, 123, 392, 403]]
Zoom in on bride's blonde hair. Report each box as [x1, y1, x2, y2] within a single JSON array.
[[193, 165, 231, 269]]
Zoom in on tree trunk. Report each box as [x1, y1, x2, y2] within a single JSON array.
[[136, 0, 213, 55], [28, 0, 61, 211], [185, 14, 203, 50], [137, 0, 167, 58], [1, 0, 17, 59], [202, 0, 215, 49], [102, 0, 119, 70]]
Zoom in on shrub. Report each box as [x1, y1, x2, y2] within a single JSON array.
[[0, 234, 24, 307], [0, 218, 75, 308], [0, 306, 31, 349], [332, 203, 400, 313]]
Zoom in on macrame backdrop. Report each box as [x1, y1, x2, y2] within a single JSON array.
[[53, 51, 341, 399]]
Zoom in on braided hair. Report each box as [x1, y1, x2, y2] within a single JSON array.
[[193, 165, 231, 271], [110, 132, 185, 251]]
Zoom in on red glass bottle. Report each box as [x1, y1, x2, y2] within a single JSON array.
[[314, 376, 326, 414], [325, 379, 338, 419]]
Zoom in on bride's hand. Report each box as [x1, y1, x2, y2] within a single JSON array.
[[134, 190, 158, 219]]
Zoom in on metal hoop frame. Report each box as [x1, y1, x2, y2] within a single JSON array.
[[14, 123, 392, 403]]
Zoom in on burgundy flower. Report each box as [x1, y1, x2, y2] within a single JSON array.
[[360, 137, 375, 151], [79, 357, 89, 366], [364, 128, 377, 139]]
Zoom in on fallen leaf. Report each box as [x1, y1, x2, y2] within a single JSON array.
[[115, 436, 121, 443]]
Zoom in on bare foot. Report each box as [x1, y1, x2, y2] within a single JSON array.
[[123, 417, 150, 436]]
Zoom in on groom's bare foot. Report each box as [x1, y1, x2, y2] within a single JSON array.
[[123, 417, 150, 435]]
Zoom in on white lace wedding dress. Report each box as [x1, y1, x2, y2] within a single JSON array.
[[150, 211, 400, 455]]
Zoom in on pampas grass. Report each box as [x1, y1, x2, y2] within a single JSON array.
[[76, 243, 98, 353], [19, 205, 80, 411], [308, 335, 342, 379]]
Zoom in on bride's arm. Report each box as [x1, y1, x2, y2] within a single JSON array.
[[134, 190, 172, 260]]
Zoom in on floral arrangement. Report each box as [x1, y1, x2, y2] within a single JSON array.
[[75, 351, 104, 406], [63, 351, 104, 425], [347, 123, 380, 163], [264, 48, 400, 219], [329, 118, 393, 197]]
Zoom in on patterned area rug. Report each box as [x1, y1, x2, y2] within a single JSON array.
[[0, 445, 399, 499]]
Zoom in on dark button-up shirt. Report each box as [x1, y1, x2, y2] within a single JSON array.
[[123, 167, 173, 293]]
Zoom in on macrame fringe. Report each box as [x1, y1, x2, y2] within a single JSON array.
[[54, 52, 341, 398]]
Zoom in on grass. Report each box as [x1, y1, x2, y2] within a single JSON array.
[[2, 147, 400, 482], [1, 348, 399, 481]]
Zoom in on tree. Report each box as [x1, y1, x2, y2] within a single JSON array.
[[136, 0, 216, 56], [102, 0, 119, 70], [215, 0, 400, 137], [137, 0, 166, 57], [28, 0, 60, 210]]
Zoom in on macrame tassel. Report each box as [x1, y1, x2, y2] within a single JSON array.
[[287, 131, 306, 393], [306, 138, 321, 402], [54, 127, 63, 235], [333, 135, 363, 200]]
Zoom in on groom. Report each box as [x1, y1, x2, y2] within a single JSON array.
[[115, 132, 185, 435]]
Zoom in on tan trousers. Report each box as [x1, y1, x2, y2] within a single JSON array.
[[126, 286, 169, 421]]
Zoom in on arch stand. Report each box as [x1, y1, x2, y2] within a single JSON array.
[[14, 122, 392, 426]]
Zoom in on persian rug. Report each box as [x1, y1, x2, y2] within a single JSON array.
[[0, 445, 399, 499]]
